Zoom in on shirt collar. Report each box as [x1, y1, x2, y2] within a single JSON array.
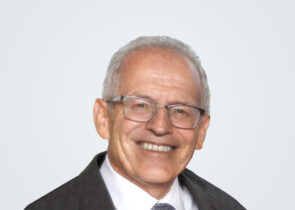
[[100, 154, 185, 210]]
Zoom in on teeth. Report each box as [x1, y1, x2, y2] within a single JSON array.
[[141, 142, 173, 152]]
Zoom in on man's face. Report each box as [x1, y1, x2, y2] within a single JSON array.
[[95, 48, 210, 194]]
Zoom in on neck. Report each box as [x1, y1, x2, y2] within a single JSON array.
[[116, 166, 175, 199], [140, 180, 175, 199]]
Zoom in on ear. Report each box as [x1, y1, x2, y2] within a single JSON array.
[[195, 115, 210, 150], [93, 98, 111, 139]]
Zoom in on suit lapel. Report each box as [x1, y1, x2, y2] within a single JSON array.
[[76, 153, 218, 210], [179, 170, 217, 210], [77, 152, 116, 210]]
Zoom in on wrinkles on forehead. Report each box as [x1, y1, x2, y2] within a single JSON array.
[[117, 48, 204, 106]]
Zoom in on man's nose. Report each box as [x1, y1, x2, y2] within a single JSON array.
[[146, 107, 172, 135]]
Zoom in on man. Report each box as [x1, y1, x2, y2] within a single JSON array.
[[25, 36, 246, 210]]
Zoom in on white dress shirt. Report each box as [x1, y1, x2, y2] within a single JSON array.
[[100, 154, 199, 210]]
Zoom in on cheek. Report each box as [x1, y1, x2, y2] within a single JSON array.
[[110, 112, 142, 152], [108, 110, 126, 154], [110, 114, 123, 142], [178, 129, 198, 148], [121, 120, 144, 137], [175, 130, 198, 163]]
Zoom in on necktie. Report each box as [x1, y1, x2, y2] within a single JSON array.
[[151, 203, 176, 210]]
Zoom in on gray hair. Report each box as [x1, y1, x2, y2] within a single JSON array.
[[102, 36, 210, 115]]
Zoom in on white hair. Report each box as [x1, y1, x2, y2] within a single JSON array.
[[102, 36, 210, 114]]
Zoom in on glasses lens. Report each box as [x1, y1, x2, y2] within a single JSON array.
[[120, 96, 201, 129], [169, 105, 200, 128], [124, 97, 155, 122]]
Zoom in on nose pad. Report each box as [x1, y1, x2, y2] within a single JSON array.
[[146, 107, 172, 135]]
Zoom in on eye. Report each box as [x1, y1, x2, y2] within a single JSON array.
[[173, 107, 188, 115], [136, 103, 145, 108], [131, 101, 149, 111], [175, 108, 185, 114], [170, 106, 191, 119]]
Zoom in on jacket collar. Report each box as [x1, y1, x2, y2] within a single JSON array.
[[77, 152, 215, 210], [77, 152, 116, 210], [179, 170, 217, 210]]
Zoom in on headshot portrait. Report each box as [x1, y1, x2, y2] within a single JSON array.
[[1, 1, 294, 210], [25, 36, 245, 210]]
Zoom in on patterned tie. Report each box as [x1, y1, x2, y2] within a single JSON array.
[[151, 203, 176, 210]]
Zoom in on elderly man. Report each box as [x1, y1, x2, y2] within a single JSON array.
[[26, 36, 245, 210]]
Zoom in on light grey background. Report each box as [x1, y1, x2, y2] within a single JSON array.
[[1, 0, 294, 209]]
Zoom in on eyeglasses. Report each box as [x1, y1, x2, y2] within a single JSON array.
[[107, 95, 205, 129]]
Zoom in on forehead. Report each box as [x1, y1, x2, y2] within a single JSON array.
[[118, 48, 203, 104]]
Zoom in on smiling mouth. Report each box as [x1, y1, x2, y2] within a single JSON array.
[[138, 142, 174, 152]]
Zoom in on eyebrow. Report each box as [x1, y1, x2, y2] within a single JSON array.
[[131, 93, 155, 101], [129, 93, 199, 107]]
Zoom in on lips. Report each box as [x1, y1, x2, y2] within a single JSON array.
[[138, 142, 174, 152]]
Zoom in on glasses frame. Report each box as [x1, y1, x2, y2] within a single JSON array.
[[107, 95, 205, 129]]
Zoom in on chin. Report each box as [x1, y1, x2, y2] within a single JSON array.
[[137, 167, 176, 185]]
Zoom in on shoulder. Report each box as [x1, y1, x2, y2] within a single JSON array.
[[180, 169, 246, 210], [24, 152, 111, 210], [24, 176, 80, 210]]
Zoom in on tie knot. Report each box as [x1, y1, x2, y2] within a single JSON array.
[[151, 203, 175, 210]]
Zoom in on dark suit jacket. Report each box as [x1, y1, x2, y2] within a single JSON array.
[[25, 152, 246, 210]]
